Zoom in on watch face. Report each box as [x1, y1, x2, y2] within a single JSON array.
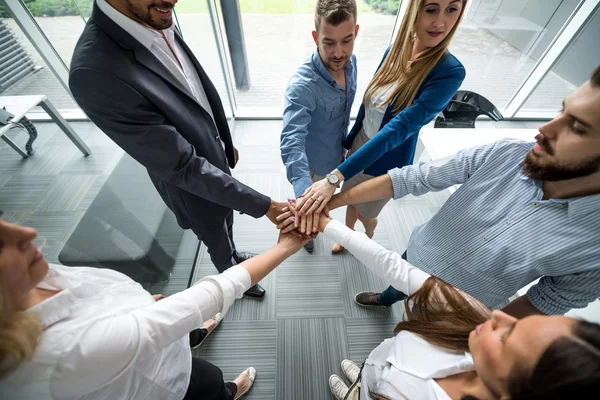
[[328, 174, 339, 184]]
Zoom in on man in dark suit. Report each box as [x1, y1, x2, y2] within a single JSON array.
[[69, 0, 290, 299]]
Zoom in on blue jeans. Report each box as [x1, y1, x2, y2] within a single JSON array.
[[377, 251, 408, 306]]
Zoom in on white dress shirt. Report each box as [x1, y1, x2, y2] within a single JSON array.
[[96, 0, 217, 125], [0, 263, 251, 399], [324, 221, 476, 399]]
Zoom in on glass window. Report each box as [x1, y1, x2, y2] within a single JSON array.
[[0, 2, 79, 112], [519, 3, 600, 114], [201, 0, 402, 116], [451, 0, 583, 112]]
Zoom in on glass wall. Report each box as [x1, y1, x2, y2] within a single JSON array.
[[209, 0, 401, 116], [175, 0, 235, 119], [0, 0, 80, 112], [520, 3, 600, 113], [450, 0, 584, 113]]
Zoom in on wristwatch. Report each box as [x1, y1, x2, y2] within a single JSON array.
[[326, 173, 341, 188]]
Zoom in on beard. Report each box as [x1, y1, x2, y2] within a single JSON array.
[[521, 149, 600, 181], [126, 1, 173, 30]]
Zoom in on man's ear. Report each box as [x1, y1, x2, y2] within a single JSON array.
[[354, 24, 360, 38], [312, 30, 319, 45]]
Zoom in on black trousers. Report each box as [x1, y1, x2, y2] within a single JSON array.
[[191, 210, 237, 273], [183, 357, 237, 400]]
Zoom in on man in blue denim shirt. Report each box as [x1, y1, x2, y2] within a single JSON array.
[[281, 0, 358, 252]]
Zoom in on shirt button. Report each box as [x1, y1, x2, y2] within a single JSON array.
[[505, 220, 511, 225], [482, 236, 487, 241], [463, 250, 467, 254], [532, 202, 539, 206]]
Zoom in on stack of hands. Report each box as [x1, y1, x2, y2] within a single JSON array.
[[265, 176, 339, 240]]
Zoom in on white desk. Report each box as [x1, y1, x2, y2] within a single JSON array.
[[0, 95, 91, 158], [417, 128, 537, 193], [417, 127, 599, 321], [418, 127, 537, 162]]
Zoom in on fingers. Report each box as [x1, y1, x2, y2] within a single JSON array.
[[277, 216, 294, 230], [300, 211, 308, 234], [297, 195, 313, 215], [305, 212, 313, 235], [305, 199, 321, 215], [312, 211, 319, 234], [281, 220, 297, 234], [316, 200, 329, 214], [277, 210, 293, 222]]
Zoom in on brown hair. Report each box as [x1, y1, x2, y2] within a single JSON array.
[[506, 319, 600, 399], [364, 0, 467, 114], [314, 0, 357, 33], [0, 283, 42, 378], [394, 276, 490, 352], [591, 65, 600, 88], [399, 277, 600, 399]]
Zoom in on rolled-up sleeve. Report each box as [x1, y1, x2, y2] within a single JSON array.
[[527, 269, 600, 315], [387, 138, 525, 200]]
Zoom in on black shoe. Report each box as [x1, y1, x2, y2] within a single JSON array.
[[244, 283, 266, 298], [189, 328, 209, 349], [233, 251, 258, 264], [304, 240, 315, 253]]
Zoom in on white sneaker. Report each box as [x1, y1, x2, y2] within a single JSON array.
[[341, 359, 360, 383], [329, 374, 349, 400]]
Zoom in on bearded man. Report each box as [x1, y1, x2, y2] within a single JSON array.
[[319, 65, 600, 318]]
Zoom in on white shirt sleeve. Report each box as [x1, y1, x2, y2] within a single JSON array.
[[52, 265, 251, 397], [323, 220, 430, 295]]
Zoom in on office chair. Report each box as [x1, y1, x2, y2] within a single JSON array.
[[434, 90, 503, 128]]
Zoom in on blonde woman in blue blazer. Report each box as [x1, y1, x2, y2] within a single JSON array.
[[295, 0, 467, 252]]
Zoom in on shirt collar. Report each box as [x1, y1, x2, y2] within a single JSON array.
[[311, 49, 353, 89], [29, 265, 81, 328], [518, 169, 600, 218], [96, 0, 173, 50]]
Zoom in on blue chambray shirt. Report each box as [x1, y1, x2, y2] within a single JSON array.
[[387, 138, 600, 314], [281, 50, 357, 197]]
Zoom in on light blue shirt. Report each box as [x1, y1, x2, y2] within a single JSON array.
[[281, 50, 357, 197], [388, 138, 600, 314]]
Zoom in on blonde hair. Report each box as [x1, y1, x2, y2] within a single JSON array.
[[364, 0, 467, 114], [0, 284, 42, 378]]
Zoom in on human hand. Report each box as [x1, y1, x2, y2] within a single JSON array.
[[233, 146, 239, 166], [277, 230, 311, 253], [268, 199, 306, 238], [297, 207, 320, 235], [295, 172, 342, 215], [277, 199, 320, 237], [152, 294, 166, 302]]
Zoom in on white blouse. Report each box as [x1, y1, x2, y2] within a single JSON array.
[[363, 83, 397, 139], [0, 263, 251, 400], [323, 221, 476, 399]]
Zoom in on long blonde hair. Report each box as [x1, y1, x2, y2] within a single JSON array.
[[364, 0, 467, 114], [0, 284, 42, 378]]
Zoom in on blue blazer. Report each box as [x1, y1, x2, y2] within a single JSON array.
[[339, 50, 465, 179]]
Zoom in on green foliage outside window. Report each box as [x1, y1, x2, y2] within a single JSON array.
[[0, 0, 93, 18], [364, 0, 401, 15]]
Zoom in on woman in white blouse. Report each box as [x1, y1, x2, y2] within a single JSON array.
[[0, 214, 309, 399], [314, 213, 600, 399]]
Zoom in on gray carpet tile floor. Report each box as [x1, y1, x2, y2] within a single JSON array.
[[1, 118, 543, 399]]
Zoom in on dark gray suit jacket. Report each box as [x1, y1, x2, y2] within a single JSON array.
[[69, 3, 270, 230]]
